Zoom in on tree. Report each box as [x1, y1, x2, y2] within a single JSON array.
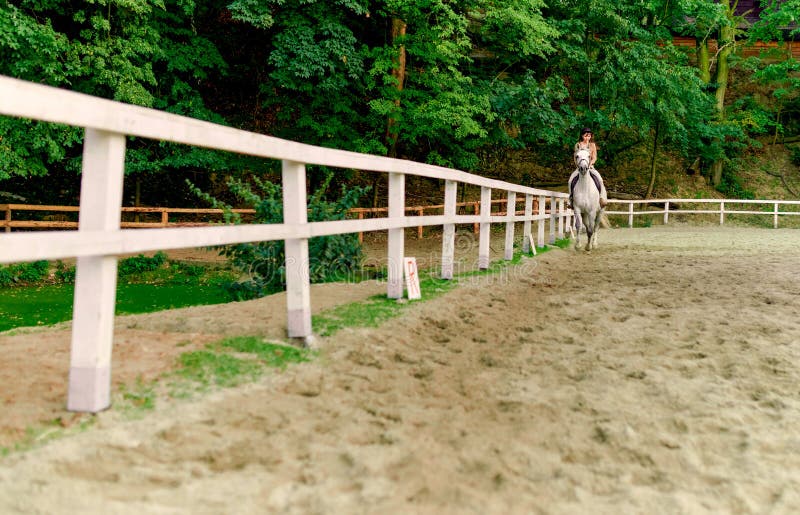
[[0, 0, 229, 199]]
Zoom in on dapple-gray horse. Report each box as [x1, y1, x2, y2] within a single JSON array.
[[570, 148, 603, 251]]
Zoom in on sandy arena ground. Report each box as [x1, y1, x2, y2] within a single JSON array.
[[1, 225, 800, 514]]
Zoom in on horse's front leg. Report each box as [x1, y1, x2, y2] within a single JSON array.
[[584, 212, 596, 251], [590, 208, 603, 249], [573, 208, 583, 250]]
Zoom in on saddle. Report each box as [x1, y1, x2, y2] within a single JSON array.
[[570, 169, 603, 195]]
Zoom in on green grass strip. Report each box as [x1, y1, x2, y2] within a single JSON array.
[[313, 240, 565, 337]]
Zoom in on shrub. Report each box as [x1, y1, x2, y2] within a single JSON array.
[[118, 251, 168, 276], [789, 145, 800, 167], [0, 260, 50, 287], [190, 173, 368, 300], [716, 168, 755, 200], [54, 261, 76, 283]]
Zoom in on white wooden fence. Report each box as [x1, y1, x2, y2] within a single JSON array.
[[0, 75, 570, 413], [606, 199, 800, 228]]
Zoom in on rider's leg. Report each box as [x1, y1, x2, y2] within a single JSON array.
[[568, 170, 579, 207], [590, 168, 608, 207]]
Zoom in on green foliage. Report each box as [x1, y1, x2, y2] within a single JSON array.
[[1, 0, 796, 197], [716, 167, 755, 199], [118, 251, 168, 276], [190, 173, 368, 300], [0, 0, 229, 180], [0, 260, 49, 287], [789, 146, 800, 167]]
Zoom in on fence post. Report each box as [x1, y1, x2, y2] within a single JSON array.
[[282, 160, 312, 339], [387, 173, 405, 298], [720, 201, 725, 225], [774, 202, 779, 229], [557, 198, 565, 239], [537, 195, 546, 247], [664, 201, 670, 225], [479, 186, 491, 269], [441, 180, 457, 279], [549, 196, 556, 244], [3, 204, 9, 232], [522, 194, 533, 253], [628, 202, 634, 228], [67, 129, 126, 413], [504, 191, 516, 260]]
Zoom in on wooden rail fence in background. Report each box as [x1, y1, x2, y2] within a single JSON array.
[[1, 198, 545, 240], [5, 197, 800, 238]]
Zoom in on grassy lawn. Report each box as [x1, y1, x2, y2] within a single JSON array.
[[0, 282, 230, 332]]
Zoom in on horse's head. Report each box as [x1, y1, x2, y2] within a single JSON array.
[[575, 148, 591, 175]]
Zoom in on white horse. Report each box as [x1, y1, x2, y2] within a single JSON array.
[[570, 148, 603, 251]]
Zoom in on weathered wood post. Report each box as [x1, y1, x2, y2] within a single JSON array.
[[441, 180, 457, 279], [504, 191, 516, 260], [478, 186, 491, 269], [537, 195, 546, 247], [387, 172, 405, 298], [67, 129, 125, 412], [522, 194, 533, 253], [282, 160, 312, 339]]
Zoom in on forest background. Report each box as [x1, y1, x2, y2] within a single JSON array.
[[1, 0, 799, 209]]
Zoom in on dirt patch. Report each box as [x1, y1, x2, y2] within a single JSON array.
[[2, 225, 800, 513]]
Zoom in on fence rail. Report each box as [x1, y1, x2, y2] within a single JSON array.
[[0, 75, 569, 413], [1, 198, 542, 238], [605, 198, 800, 228], [6, 197, 800, 238]]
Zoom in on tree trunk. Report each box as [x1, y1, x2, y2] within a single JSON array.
[[373, 17, 407, 208], [385, 17, 407, 159], [710, 0, 735, 187], [696, 38, 711, 84], [645, 121, 660, 199]]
